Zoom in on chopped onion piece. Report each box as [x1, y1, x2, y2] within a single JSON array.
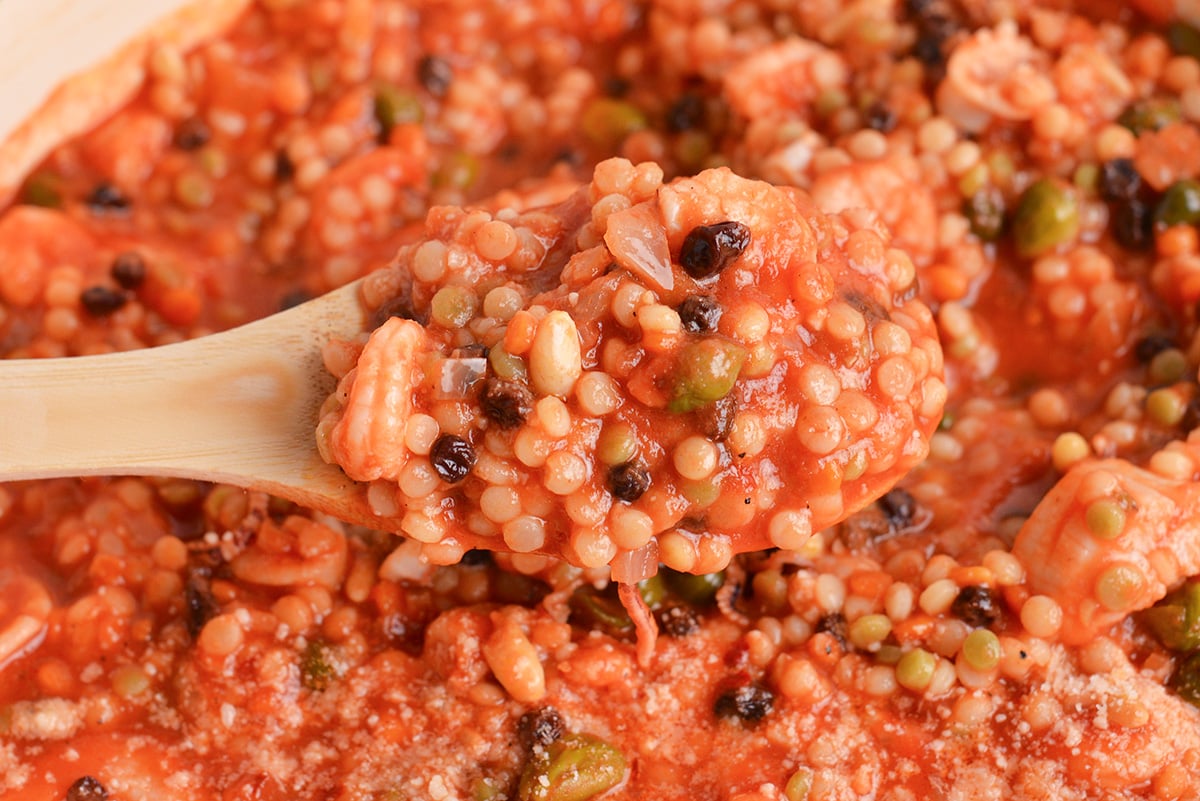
[[610, 541, 659, 584], [432, 357, 487, 399], [604, 203, 673, 292]]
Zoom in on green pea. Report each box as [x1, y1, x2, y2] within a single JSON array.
[[174, 170, 215, 209], [1171, 651, 1200, 708], [1118, 97, 1181, 135], [848, 614, 892, 650], [1012, 178, 1079, 258], [517, 733, 627, 801], [301, 640, 339, 691], [569, 585, 633, 634], [596, 422, 638, 466], [1073, 163, 1099, 193], [662, 568, 725, 606], [668, 338, 746, 413], [784, 769, 812, 801], [1146, 387, 1187, 427], [430, 286, 479, 329], [1141, 579, 1200, 652], [20, 171, 63, 208], [1084, 499, 1127, 540], [374, 84, 424, 139], [1169, 22, 1200, 59], [580, 98, 647, 150], [674, 130, 712, 172], [637, 575, 668, 610], [895, 647, 937, 692], [1150, 348, 1189, 385], [472, 778, 506, 801], [435, 152, 480, 191], [489, 345, 528, 382], [962, 187, 1005, 242], [1156, 179, 1200, 227], [960, 628, 1002, 671]]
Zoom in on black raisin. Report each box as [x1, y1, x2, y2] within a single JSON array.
[[430, 435, 476, 483], [1182, 395, 1200, 431], [278, 288, 312, 311], [679, 221, 751, 280], [460, 549, 494, 567], [185, 576, 219, 639], [603, 76, 632, 97], [878, 487, 917, 528], [86, 182, 129, 212], [658, 605, 700, 637], [417, 55, 453, 97], [864, 100, 897, 133], [698, 394, 736, 442], [666, 92, 706, 133], [66, 776, 108, 801], [912, 31, 946, 67], [951, 585, 1001, 627], [370, 292, 424, 328], [110, 251, 147, 290], [1135, 334, 1175, 364], [815, 612, 848, 650], [517, 706, 565, 749], [174, 117, 212, 150], [608, 462, 651, 502], [275, 150, 295, 182], [714, 683, 774, 722], [80, 286, 128, 317], [677, 294, 722, 333], [1111, 198, 1155, 251], [1098, 158, 1143, 203], [480, 378, 533, 429]]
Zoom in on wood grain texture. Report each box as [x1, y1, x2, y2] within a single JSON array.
[[0, 278, 399, 529]]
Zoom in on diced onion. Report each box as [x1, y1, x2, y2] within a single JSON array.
[[604, 203, 673, 293], [610, 541, 659, 584], [432, 357, 487, 399]]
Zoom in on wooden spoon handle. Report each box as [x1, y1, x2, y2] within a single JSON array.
[[0, 280, 367, 511]]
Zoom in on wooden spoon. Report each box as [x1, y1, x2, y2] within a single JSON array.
[[0, 277, 399, 529]]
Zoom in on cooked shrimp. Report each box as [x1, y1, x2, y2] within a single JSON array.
[[722, 38, 847, 122], [1131, 0, 1200, 26], [810, 155, 938, 264], [1012, 433, 1200, 645], [936, 22, 1056, 133]]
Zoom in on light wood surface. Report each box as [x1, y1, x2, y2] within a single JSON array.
[[0, 278, 398, 528]]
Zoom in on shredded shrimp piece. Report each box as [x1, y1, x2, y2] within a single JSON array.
[[936, 22, 1056, 132], [0, 575, 51, 669], [1012, 434, 1200, 645], [617, 582, 658, 668]]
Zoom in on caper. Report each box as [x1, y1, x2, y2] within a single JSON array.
[[848, 614, 892, 650], [1169, 22, 1200, 59], [516, 733, 627, 801], [301, 640, 338, 691], [569, 585, 633, 634], [20, 172, 63, 208], [662, 567, 725, 606], [1118, 97, 1181, 135], [580, 98, 647, 150], [374, 84, 424, 140], [668, 338, 746, 413], [1012, 178, 1079, 257], [489, 345, 528, 382], [1141, 579, 1200, 652], [596, 422, 638, 466], [962, 187, 1005, 242], [1171, 651, 1200, 708], [784, 769, 813, 801], [434, 152, 480, 190], [1156, 179, 1200, 227]]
